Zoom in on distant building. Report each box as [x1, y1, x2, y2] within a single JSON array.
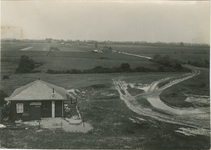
[[5, 79, 71, 121], [101, 46, 112, 53]]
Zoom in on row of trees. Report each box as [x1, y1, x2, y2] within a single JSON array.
[[47, 61, 190, 74], [151, 54, 190, 72]]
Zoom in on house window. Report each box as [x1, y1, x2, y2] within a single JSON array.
[[16, 103, 23, 113]]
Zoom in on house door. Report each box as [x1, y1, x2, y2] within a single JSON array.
[[30, 105, 41, 120]]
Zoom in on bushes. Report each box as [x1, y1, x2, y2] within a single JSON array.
[[151, 54, 191, 72], [46, 60, 192, 74], [2, 75, 9, 80], [47, 63, 157, 74], [187, 60, 209, 68], [15, 55, 44, 73], [0, 90, 11, 123], [15, 55, 35, 73], [0, 90, 7, 107]]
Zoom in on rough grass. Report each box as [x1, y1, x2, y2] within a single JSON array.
[[0, 71, 210, 149], [1, 50, 158, 73], [0, 42, 209, 149], [1, 72, 185, 97], [0, 94, 209, 149], [160, 67, 210, 108]]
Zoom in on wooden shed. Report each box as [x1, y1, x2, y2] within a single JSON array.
[[5, 79, 70, 121]]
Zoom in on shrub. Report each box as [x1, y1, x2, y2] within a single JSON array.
[[120, 63, 130, 71], [0, 90, 7, 107], [15, 55, 35, 73], [0, 90, 11, 123], [2, 75, 9, 80]]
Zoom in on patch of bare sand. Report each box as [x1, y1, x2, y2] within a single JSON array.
[[23, 118, 93, 133]]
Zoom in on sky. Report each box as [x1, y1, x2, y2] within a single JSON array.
[[1, 1, 210, 44]]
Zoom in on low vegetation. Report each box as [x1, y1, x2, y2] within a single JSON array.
[[15, 55, 43, 73], [160, 67, 209, 108], [46, 58, 191, 74], [0, 90, 11, 123], [0, 41, 209, 149], [151, 54, 190, 72], [2, 75, 9, 80], [187, 60, 209, 68]]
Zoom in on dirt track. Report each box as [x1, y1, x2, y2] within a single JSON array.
[[113, 66, 210, 135]]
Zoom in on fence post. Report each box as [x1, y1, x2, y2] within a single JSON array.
[[38, 120, 40, 129]]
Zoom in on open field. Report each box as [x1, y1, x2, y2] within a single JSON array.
[[0, 71, 210, 149], [1, 50, 157, 75], [0, 41, 209, 149], [1, 42, 93, 52], [1, 41, 209, 75]]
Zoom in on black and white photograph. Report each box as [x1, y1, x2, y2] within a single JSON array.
[[0, 0, 210, 149]]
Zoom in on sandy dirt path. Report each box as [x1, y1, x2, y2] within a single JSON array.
[[113, 66, 209, 134], [121, 52, 152, 59]]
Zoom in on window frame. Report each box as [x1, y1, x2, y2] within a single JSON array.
[[16, 103, 24, 113]]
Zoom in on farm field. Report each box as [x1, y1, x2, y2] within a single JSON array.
[[1, 51, 157, 74], [1, 42, 93, 52], [1, 41, 209, 75]]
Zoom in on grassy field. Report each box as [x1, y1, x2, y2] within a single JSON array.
[[160, 67, 210, 108], [1, 72, 184, 96], [1, 42, 209, 75], [0, 72, 209, 149], [1, 50, 158, 75], [1, 42, 93, 52], [0, 41, 209, 149]]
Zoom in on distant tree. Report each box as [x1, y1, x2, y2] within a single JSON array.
[[158, 55, 172, 67], [179, 42, 184, 47], [120, 63, 130, 71], [153, 54, 161, 60], [15, 55, 35, 73]]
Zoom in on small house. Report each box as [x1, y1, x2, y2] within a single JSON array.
[[5, 79, 70, 121]]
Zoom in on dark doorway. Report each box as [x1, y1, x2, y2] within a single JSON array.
[[30, 105, 41, 120], [55, 101, 62, 117]]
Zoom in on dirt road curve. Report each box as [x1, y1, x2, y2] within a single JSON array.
[[113, 66, 209, 135]]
